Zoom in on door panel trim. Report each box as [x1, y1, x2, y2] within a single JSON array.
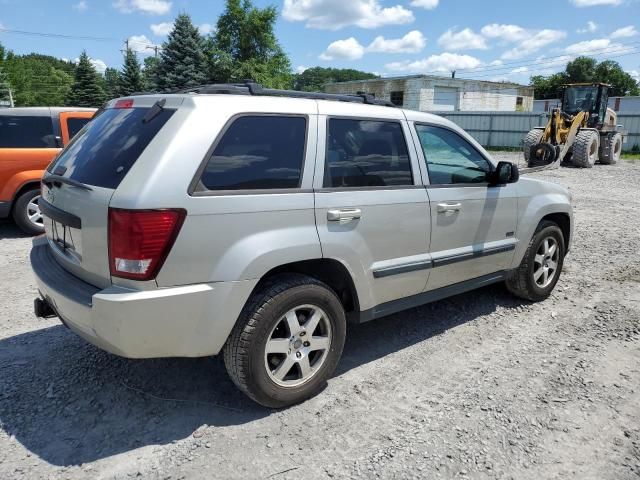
[[355, 271, 507, 323], [432, 243, 515, 267], [372, 260, 432, 278]]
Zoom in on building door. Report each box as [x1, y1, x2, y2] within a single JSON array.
[[433, 87, 458, 111]]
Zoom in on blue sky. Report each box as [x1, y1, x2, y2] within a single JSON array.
[[0, 0, 638, 85]]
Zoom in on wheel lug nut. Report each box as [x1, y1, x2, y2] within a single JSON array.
[[299, 331, 306, 337], [296, 352, 302, 358], [303, 341, 310, 347]]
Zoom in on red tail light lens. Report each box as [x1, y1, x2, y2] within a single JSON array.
[[114, 99, 134, 109], [108, 208, 186, 281]]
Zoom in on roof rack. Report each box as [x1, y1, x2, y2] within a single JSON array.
[[171, 81, 397, 107]]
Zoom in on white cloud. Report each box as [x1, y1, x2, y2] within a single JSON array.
[[629, 70, 639, 82], [296, 65, 308, 74], [385, 52, 482, 73], [150, 21, 173, 36], [127, 34, 159, 55], [501, 29, 566, 60], [611, 25, 638, 38], [438, 28, 487, 50], [564, 38, 625, 55], [114, 0, 171, 15], [570, 0, 621, 6], [410, 0, 438, 9], [577, 21, 598, 33], [481, 23, 529, 42], [283, 0, 414, 30], [73, 1, 88, 12], [367, 30, 426, 53], [489, 59, 503, 66], [198, 23, 214, 35], [320, 37, 365, 60], [511, 66, 528, 74]]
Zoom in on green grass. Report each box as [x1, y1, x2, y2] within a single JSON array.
[[622, 153, 640, 160]]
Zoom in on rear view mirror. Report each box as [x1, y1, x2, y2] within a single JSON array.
[[491, 161, 519, 185]]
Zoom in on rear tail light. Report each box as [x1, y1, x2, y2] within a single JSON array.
[[108, 208, 186, 281]]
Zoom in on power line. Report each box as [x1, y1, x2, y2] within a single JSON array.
[[0, 27, 118, 42]]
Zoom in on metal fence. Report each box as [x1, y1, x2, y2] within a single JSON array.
[[432, 111, 640, 152]]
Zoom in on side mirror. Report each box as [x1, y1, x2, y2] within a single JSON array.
[[491, 161, 519, 185]]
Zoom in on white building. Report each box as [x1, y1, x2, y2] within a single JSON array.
[[325, 75, 535, 112]]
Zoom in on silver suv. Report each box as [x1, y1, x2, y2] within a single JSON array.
[[31, 85, 573, 407]]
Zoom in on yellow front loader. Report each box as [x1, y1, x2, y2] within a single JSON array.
[[524, 83, 624, 168]]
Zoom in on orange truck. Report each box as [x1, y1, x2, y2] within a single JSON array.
[[0, 107, 95, 234]]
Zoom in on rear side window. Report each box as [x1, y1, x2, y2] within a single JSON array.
[[66, 117, 91, 139], [324, 119, 413, 188], [0, 115, 55, 148], [48, 107, 175, 189], [199, 116, 307, 191]]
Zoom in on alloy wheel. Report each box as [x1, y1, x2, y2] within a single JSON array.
[[533, 237, 559, 288]]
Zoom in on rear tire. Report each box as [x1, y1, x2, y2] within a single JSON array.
[[523, 129, 544, 166], [224, 274, 346, 408], [571, 130, 599, 168], [506, 220, 565, 302], [12, 189, 45, 235], [599, 132, 622, 165]]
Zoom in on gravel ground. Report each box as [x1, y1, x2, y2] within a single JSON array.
[[1, 154, 639, 480]]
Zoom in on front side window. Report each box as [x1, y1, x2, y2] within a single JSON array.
[[199, 116, 307, 191], [0, 115, 55, 148], [325, 119, 413, 188], [66, 117, 91, 139], [415, 124, 492, 185]]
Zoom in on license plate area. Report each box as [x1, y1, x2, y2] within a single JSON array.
[[45, 219, 83, 263]]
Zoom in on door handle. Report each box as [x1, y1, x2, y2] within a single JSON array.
[[437, 202, 462, 213], [327, 208, 362, 222]]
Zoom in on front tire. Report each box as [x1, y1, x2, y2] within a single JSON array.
[[506, 221, 565, 302], [224, 274, 346, 408], [12, 189, 45, 235], [572, 130, 599, 168]]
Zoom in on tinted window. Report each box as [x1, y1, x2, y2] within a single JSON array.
[[200, 116, 306, 191], [0, 115, 55, 148], [67, 117, 91, 139], [48, 107, 175, 189], [415, 125, 492, 185], [325, 119, 412, 188]]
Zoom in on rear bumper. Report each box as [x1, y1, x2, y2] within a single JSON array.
[[0, 201, 11, 218], [30, 237, 257, 358]]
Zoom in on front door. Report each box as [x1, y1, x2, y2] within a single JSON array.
[[314, 116, 431, 310], [412, 123, 518, 291]]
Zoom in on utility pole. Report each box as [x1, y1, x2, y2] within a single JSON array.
[[8, 88, 13, 107]]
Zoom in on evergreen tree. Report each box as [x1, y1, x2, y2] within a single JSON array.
[[104, 67, 121, 99], [142, 56, 160, 91], [156, 14, 206, 90], [119, 48, 143, 96], [208, 0, 291, 88], [66, 51, 106, 107]]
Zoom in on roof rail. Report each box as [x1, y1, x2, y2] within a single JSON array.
[[169, 81, 397, 107]]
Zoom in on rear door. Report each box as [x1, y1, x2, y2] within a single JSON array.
[[41, 97, 181, 288], [314, 113, 431, 309], [412, 123, 518, 291], [58, 111, 95, 145]]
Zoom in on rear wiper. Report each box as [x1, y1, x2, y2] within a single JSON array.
[[42, 175, 93, 191], [142, 98, 166, 124]]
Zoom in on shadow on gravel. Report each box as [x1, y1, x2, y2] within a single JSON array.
[[0, 283, 525, 466], [0, 222, 30, 240], [337, 283, 523, 375]]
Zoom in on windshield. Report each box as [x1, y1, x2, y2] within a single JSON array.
[[563, 86, 598, 115], [48, 106, 175, 189]]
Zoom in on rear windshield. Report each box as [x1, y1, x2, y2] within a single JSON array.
[[48, 106, 175, 189]]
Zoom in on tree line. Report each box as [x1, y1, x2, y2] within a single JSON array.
[[531, 57, 638, 99], [0, 0, 377, 108]]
